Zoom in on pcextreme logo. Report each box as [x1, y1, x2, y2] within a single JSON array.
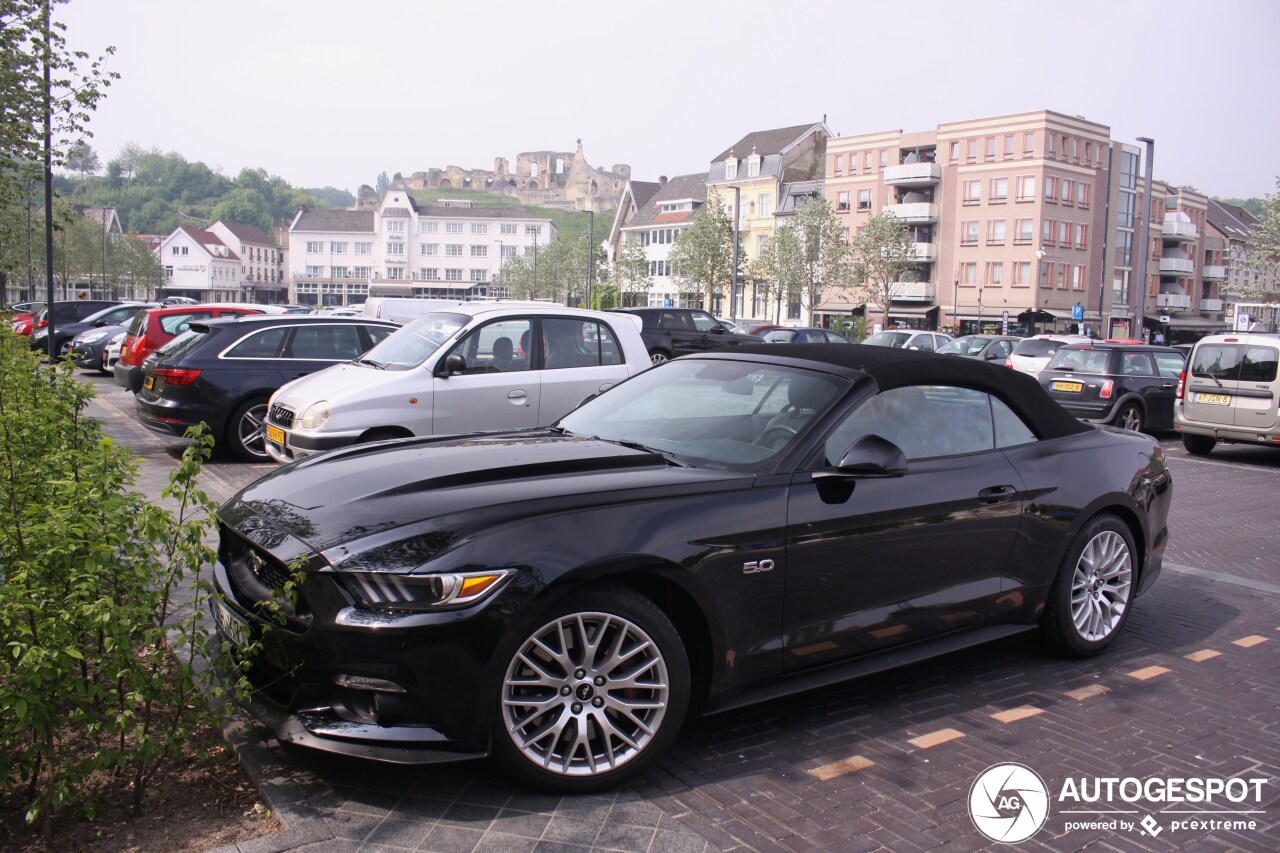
[[967, 764, 1269, 844]]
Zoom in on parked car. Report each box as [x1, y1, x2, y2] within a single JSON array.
[[114, 303, 285, 393], [280, 304, 315, 315], [102, 330, 126, 373], [6, 300, 44, 315], [1004, 334, 1092, 377], [760, 327, 852, 344], [36, 302, 157, 358], [263, 303, 650, 463], [9, 310, 38, 337], [738, 323, 790, 337], [613, 307, 746, 364], [27, 300, 123, 353], [214, 344, 1171, 790], [317, 306, 363, 317], [1175, 332, 1280, 455], [134, 315, 398, 461], [861, 329, 953, 351], [66, 302, 160, 373], [937, 334, 1021, 361], [1039, 343, 1185, 432], [161, 296, 199, 306]]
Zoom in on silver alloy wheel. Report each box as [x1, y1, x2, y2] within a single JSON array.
[[1069, 530, 1132, 642], [1117, 405, 1142, 431], [236, 403, 270, 459], [650, 351, 669, 366], [502, 611, 669, 777]]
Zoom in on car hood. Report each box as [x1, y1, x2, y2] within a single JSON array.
[[273, 361, 395, 409], [218, 430, 752, 572]]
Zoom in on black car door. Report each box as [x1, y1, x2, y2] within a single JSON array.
[[281, 323, 369, 383], [1121, 350, 1175, 429], [782, 385, 1025, 670]]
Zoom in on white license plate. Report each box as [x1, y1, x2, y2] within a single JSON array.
[[214, 599, 250, 649], [1194, 392, 1231, 406]]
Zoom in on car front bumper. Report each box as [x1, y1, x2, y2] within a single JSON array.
[[264, 423, 360, 463]]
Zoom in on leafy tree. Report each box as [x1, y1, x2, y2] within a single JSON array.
[[210, 187, 272, 233], [109, 140, 145, 182], [64, 140, 100, 177], [669, 187, 738, 313], [303, 186, 356, 208], [1241, 176, 1280, 299], [749, 228, 804, 323], [791, 195, 851, 321], [375, 171, 390, 195], [845, 211, 919, 328], [611, 239, 650, 307]]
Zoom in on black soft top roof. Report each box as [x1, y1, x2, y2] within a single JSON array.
[[720, 343, 1089, 440]]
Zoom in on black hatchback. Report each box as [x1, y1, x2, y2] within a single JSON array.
[[1039, 343, 1186, 432], [134, 315, 397, 461]]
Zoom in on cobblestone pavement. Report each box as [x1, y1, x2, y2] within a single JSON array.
[[84, 375, 1279, 852]]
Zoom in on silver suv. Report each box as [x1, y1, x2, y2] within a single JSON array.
[[1175, 332, 1280, 455]]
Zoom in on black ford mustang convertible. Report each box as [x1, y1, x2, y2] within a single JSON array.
[[213, 344, 1172, 791]]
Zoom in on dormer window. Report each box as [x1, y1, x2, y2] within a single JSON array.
[[746, 148, 761, 178], [724, 154, 738, 180]]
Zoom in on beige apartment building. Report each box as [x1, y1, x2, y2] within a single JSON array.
[[822, 109, 1230, 342]]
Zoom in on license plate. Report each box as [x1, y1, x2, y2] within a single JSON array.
[[1194, 392, 1231, 406], [214, 599, 250, 649], [143, 375, 155, 391], [1052, 380, 1083, 393], [266, 424, 285, 445]]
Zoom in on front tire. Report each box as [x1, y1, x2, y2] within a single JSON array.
[[226, 399, 271, 462], [1182, 433, 1216, 455], [1113, 403, 1143, 432], [1041, 514, 1137, 657], [649, 349, 671, 366], [492, 586, 690, 792]]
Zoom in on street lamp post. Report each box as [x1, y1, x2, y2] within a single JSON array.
[[586, 209, 594, 309], [532, 233, 538, 298], [1132, 137, 1155, 341], [495, 239, 503, 295]]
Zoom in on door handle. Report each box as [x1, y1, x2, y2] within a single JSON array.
[[978, 485, 1017, 504]]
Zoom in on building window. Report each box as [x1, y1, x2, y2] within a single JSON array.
[[960, 262, 977, 285], [949, 141, 960, 161], [1120, 152, 1138, 190], [985, 137, 996, 160], [1077, 183, 1090, 208], [987, 262, 1003, 285], [445, 268, 463, 281], [725, 158, 738, 179], [963, 180, 981, 204], [1058, 221, 1070, 245], [470, 269, 487, 282], [1043, 218, 1055, 245], [1016, 175, 1035, 202], [500, 223, 517, 235], [422, 243, 438, 255], [305, 265, 323, 276], [967, 139, 977, 161], [386, 242, 404, 255], [330, 241, 347, 253], [421, 221, 438, 233], [446, 222, 463, 234], [961, 221, 979, 245], [837, 191, 850, 212], [833, 154, 843, 174], [759, 193, 770, 217], [1074, 223, 1087, 248], [354, 266, 371, 278], [525, 225, 542, 236], [990, 177, 1008, 203], [446, 244, 463, 257], [1048, 135, 1056, 156], [1004, 134, 1014, 156], [1023, 132, 1035, 155], [471, 223, 487, 235], [864, 152, 873, 171], [1039, 263, 1051, 288], [1071, 138, 1080, 160], [354, 242, 372, 254], [987, 219, 1006, 244], [1015, 218, 1033, 243], [1115, 231, 1133, 267], [306, 241, 324, 253], [387, 267, 404, 280], [471, 245, 488, 257], [1084, 141, 1093, 163], [1014, 261, 1031, 286], [1055, 264, 1066, 289], [331, 266, 349, 278], [747, 156, 761, 177], [879, 150, 888, 168], [858, 189, 871, 211], [501, 245, 516, 259], [420, 268, 439, 280], [1117, 192, 1136, 229], [649, 260, 670, 277], [1044, 176, 1057, 202], [1060, 179, 1073, 206]]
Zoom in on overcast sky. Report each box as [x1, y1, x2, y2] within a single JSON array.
[[61, 0, 1279, 201]]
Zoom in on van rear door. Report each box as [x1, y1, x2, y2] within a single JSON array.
[[1182, 342, 1244, 426], [1230, 343, 1279, 432]]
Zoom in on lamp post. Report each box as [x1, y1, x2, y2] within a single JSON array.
[[1132, 137, 1155, 341], [586, 209, 594, 309], [731, 186, 741, 322], [495, 239, 503, 296], [532, 232, 538, 298]]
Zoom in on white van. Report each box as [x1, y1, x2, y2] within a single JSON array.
[[263, 303, 650, 462], [363, 297, 564, 325], [1174, 332, 1280, 455]]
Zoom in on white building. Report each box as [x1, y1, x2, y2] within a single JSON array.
[[287, 191, 556, 306], [156, 221, 287, 304], [205, 221, 287, 303], [606, 174, 707, 308]]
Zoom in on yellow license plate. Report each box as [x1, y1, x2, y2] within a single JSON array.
[[266, 424, 285, 445], [1052, 380, 1083, 393], [1195, 392, 1231, 406], [143, 375, 154, 391]]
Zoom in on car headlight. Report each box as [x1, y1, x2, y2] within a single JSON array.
[[338, 569, 514, 612], [299, 400, 330, 430], [78, 330, 110, 344]]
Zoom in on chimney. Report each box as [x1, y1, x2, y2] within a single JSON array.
[[659, 175, 668, 186]]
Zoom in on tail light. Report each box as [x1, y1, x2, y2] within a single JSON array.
[[1099, 379, 1114, 399], [1176, 370, 1185, 400], [35, 318, 47, 330], [153, 368, 202, 386], [1004, 357, 1013, 368]]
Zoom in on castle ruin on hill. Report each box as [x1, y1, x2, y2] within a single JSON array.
[[357, 141, 629, 214]]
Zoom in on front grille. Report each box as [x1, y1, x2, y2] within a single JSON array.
[[247, 548, 293, 591], [269, 404, 295, 428]]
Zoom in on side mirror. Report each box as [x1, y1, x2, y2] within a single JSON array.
[[436, 353, 466, 377], [713, 324, 728, 333], [814, 434, 907, 480]]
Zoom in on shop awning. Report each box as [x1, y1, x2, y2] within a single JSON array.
[[1164, 317, 1230, 330], [886, 306, 940, 318]]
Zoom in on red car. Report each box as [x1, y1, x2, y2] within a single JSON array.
[[114, 303, 284, 392]]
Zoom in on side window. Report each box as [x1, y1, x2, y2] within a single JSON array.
[[447, 318, 532, 375], [992, 397, 1037, 447], [287, 325, 364, 360], [824, 385, 996, 463], [657, 311, 691, 331], [104, 306, 137, 325], [690, 312, 720, 332], [1153, 353, 1184, 379], [1190, 345, 1241, 380], [160, 311, 212, 335], [913, 335, 935, 352], [225, 327, 287, 359], [991, 340, 1012, 358], [1240, 346, 1279, 382], [543, 318, 615, 370], [1121, 352, 1154, 375]]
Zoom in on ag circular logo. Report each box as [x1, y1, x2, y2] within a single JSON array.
[[969, 763, 1050, 843]]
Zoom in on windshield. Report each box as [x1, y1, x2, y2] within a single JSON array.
[[1047, 347, 1110, 374], [1013, 338, 1066, 358], [156, 329, 204, 359], [863, 331, 911, 347], [359, 311, 468, 369], [558, 359, 846, 471], [938, 336, 992, 356]]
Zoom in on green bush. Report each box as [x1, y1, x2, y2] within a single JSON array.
[[0, 328, 227, 842]]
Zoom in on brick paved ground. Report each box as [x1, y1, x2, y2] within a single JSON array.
[[85, 376, 1278, 852]]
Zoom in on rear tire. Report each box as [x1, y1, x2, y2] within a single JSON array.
[[1113, 403, 1143, 432], [1181, 433, 1216, 456], [1041, 513, 1137, 658], [226, 399, 271, 462], [649, 350, 671, 366]]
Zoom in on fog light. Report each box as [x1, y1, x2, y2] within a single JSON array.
[[333, 673, 406, 694]]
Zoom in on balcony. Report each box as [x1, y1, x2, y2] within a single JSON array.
[[1200, 298, 1225, 312], [1160, 216, 1197, 242], [1202, 265, 1227, 281], [883, 202, 939, 224], [892, 281, 936, 301], [1156, 292, 1191, 310], [880, 242, 936, 262], [1159, 257, 1195, 276], [883, 163, 942, 187]]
